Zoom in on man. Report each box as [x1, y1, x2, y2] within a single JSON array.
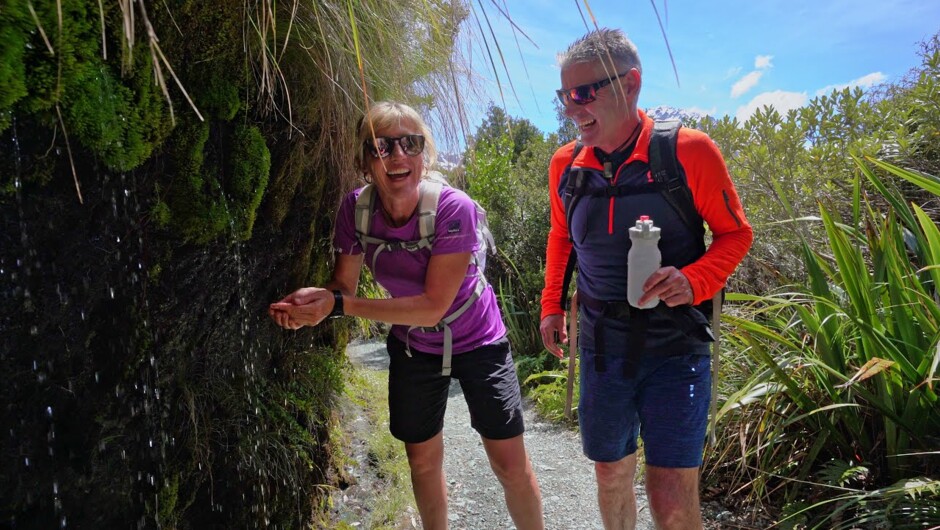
[[539, 28, 753, 530]]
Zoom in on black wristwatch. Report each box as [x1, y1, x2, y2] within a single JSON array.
[[327, 290, 344, 319]]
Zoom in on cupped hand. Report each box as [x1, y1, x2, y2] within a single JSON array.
[[268, 287, 333, 330]]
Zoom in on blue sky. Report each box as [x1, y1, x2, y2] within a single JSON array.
[[457, 0, 940, 136]]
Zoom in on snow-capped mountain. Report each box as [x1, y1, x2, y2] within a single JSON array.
[[644, 105, 709, 124], [436, 152, 462, 171]]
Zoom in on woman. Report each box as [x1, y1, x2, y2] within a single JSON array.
[[269, 101, 544, 530]]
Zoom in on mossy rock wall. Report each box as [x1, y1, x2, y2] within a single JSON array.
[[0, 0, 402, 527]]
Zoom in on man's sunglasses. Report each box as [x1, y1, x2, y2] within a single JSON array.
[[365, 134, 425, 158], [556, 71, 629, 105]]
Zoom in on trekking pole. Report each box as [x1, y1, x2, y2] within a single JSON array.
[[708, 291, 722, 447], [564, 291, 579, 420]]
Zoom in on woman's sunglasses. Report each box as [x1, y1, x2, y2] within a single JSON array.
[[365, 134, 425, 158], [556, 71, 629, 106]]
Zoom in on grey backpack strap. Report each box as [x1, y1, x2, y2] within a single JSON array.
[[354, 184, 377, 249], [354, 185, 391, 269], [406, 278, 486, 376], [417, 180, 443, 242]]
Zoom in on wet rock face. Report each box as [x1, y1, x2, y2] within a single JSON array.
[[0, 120, 343, 528]]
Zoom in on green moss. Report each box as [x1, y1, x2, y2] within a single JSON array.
[[151, 200, 171, 229], [2, 0, 171, 171], [264, 142, 309, 229], [63, 62, 149, 170], [163, 119, 228, 244], [0, 0, 30, 132], [227, 124, 270, 240], [200, 77, 242, 121], [148, 263, 162, 281], [159, 120, 269, 244], [156, 473, 180, 526]]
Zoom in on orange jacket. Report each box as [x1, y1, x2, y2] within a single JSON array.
[[541, 112, 753, 320]]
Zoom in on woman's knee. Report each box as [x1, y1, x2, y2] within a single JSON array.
[[405, 435, 444, 476], [483, 436, 532, 483]]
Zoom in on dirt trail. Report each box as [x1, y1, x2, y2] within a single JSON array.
[[338, 340, 658, 529]]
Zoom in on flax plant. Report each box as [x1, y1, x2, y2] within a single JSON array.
[[710, 158, 940, 525]]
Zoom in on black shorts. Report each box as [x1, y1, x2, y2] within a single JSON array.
[[386, 333, 525, 443]]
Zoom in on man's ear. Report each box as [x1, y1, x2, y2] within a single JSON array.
[[626, 68, 641, 94]]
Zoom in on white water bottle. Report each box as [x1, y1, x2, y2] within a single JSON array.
[[627, 215, 662, 309]]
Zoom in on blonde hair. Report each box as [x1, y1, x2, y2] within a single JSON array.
[[354, 101, 438, 176]]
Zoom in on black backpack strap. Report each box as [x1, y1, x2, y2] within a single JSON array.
[[559, 142, 585, 311], [649, 121, 705, 250], [562, 141, 586, 238]]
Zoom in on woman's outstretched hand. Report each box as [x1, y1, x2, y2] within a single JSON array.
[[268, 287, 333, 330]]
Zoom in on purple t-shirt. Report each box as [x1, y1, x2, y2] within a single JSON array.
[[333, 185, 506, 355]]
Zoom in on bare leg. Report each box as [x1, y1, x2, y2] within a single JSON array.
[[405, 431, 448, 530], [645, 465, 703, 530], [481, 434, 544, 530], [595, 453, 638, 530]]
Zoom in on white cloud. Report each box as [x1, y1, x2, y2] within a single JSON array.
[[755, 55, 774, 69], [725, 66, 743, 79], [814, 72, 887, 97], [731, 71, 764, 98], [686, 106, 718, 117], [735, 90, 809, 123]]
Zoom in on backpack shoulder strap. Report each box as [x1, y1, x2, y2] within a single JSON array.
[[649, 120, 704, 240], [354, 184, 378, 245], [560, 141, 584, 311], [417, 179, 444, 242]]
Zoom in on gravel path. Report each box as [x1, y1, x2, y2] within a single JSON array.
[[341, 340, 656, 529]]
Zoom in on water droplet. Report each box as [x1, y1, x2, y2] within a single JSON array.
[[24, 457, 29, 466], [46, 406, 53, 418], [109, 287, 115, 299], [94, 372, 100, 383], [53, 481, 58, 495], [60, 516, 67, 528], [30, 326, 38, 335]]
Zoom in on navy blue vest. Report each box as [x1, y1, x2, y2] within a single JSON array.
[[559, 158, 711, 354]]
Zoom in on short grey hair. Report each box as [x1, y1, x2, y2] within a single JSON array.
[[558, 28, 642, 75], [355, 101, 437, 175]]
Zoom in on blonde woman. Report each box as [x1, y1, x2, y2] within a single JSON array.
[[270, 101, 544, 530]]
